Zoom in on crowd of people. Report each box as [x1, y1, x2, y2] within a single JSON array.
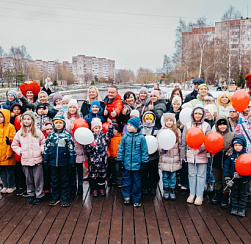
[[0, 76, 251, 217]]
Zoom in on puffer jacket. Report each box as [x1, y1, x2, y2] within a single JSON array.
[[213, 116, 235, 169], [11, 127, 45, 166], [180, 105, 211, 164], [117, 129, 149, 171], [0, 109, 16, 166], [120, 101, 136, 124], [223, 135, 251, 183], [158, 127, 182, 172], [107, 132, 123, 159], [136, 96, 151, 118], [103, 94, 123, 122], [84, 111, 106, 126], [43, 115, 76, 167], [148, 99, 167, 129], [235, 120, 251, 153], [0, 98, 20, 110], [35, 113, 52, 131]]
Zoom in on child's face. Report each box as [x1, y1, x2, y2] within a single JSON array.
[[221, 95, 229, 104], [145, 118, 153, 124], [193, 112, 203, 122], [218, 124, 227, 132], [8, 94, 15, 102], [205, 111, 212, 120], [229, 111, 239, 120], [127, 124, 137, 133], [55, 99, 62, 106], [172, 102, 180, 111], [23, 115, 32, 127], [165, 119, 174, 128], [54, 121, 64, 130], [234, 143, 243, 152], [13, 106, 21, 116], [62, 101, 68, 106], [93, 126, 101, 135], [91, 105, 99, 114], [46, 128, 54, 135], [0, 113, 4, 123], [113, 128, 118, 135], [37, 108, 44, 115], [68, 106, 77, 114]]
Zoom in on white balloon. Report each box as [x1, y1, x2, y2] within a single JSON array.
[[74, 127, 94, 145], [158, 129, 176, 150], [145, 135, 158, 154], [161, 115, 164, 127], [179, 108, 192, 125]]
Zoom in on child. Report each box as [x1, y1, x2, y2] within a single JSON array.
[[211, 116, 234, 208], [43, 114, 76, 207], [117, 117, 149, 207], [10, 103, 25, 125], [85, 118, 114, 196], [141, 111, 159, 195], [84, 100, 107, 127], [204, 105, 216, 129], [11, 111, 45, 204], [43, 121, 54, 139], [169, 96, 184, 130], [64, 99, 87, 195], [35, 103, 52, 131], [217, 92, 232, 117], [158, 113, 181, 200], [122, 110, 140, 135], [53, 92, 63, 107], [180, 105, 211, 205], [223, 135, 250, 216], [0, 90, 19, 110], [0, 109, 16, 194], [61, 95, 72, 114]]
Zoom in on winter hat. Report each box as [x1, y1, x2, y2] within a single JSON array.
[[112, 122, 119, 131], [193, 107, 204, 114], [229, 106, 238, 113], [128, 117, 141, 130], [193, 78, 204, 84], [53, 114, 65, 125], [36, 103, 46, 112], [68, 99, 78, 109], [38, 90, 48, 99], [45, 121, 53, 129], [130, 109, 140, 117], [150, 90, 160, 98], [198, 83, 209, 90], [204, 104, 214, 118], [7, 89, 17, 98], [139, 87, 148, 94], [171, 96, 182, 105], [163, 113, 176, 124], [216, 118, 228, 127], [143, 112, 155, 122], [204, 95, 213, 101], [22, 111, 35, 121], [91, 117, 102, 130], [90, 100, 102, 113], [53, 92, 63, 104], [10, 103, 25, 114], [62, 95, 72, 103]]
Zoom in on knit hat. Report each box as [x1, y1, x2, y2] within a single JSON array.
[[193, 78, 204, 84], [62, 95, 72, 103], [139, 87, 148, 94], [193, 107, 204, 114], [128, 117, 141, 130], [143, 112, 155, 122], [22, 111, 35, 121], [36, 103, 46, 112], [53, 92, 63, 105], [112, 122, 119, 131], [216, 118, 228, 126], [229, 106, 237, 113], [198, 83, 209, 90], [232, 138, 245, 146], [53, 114, 65, 125], [45, 121, 53, 129], [38, 90, 48, 99], [204, 95, 213, 101], [150, 90, 160, 99], [68, 99, 78, 109], [10, 103, 25, 114], [90, 100, 102, 113], [171, 96, 182, 105], [7, 89, 17, 98], [204, 104, 214, 118], [130, 109, 140, 117], [163, 113, 176, 124], [91, 117, 102, 130]]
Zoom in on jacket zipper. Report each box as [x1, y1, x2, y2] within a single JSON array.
[[131, 134, 134, 170], [56, 132, 59, 167]]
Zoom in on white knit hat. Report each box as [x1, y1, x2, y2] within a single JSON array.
[[130, 109, 140, 117], [62, 95, 72, 103], [68, 99, 78, 109], [91, 118, 102, 130], [172, 96, 182, 105], [204, 104, 215, 118]]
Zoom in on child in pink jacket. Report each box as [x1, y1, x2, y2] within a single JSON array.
[[12, 111, 46, 205]]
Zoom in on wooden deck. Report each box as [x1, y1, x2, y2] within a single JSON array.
[[0, 182, 250, 244]]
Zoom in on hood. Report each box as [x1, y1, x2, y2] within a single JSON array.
[[104, 94, 122, 104], [217, 92, 232, 108], [52, 114, 66, 132], [191, 105, 206, 124], [0, 109, 11, 124], [126, 128, 143, 137], [215, 115, 230, 134], [10, 103, 25, 114], [142, 111, 156, 128], [232, 134, 247, 154]]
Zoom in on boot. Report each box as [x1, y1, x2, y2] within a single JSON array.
[[163, 187, 170, 200], [220, 192, 229, 209], [211, 190, 221, 204], [231, 206, 238, 215], [237, 207, 245, 217], [77, 185, 83, 195], [89, 179, 98, 197], [170, 188, 176, 200]]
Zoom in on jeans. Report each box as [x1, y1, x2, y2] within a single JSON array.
[[70, 163, 84, 186], [188, 163, 207, 197], [141, 158, 159, 190], [122, 170, 141, 203], [231, 181, 249, 208], [206, 158, 215, 183], [162, 171, 176, 188], [0, 165, 15, 188]]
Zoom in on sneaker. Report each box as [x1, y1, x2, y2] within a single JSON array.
[[237, 208, 245, 217], [27, 196, 35, 204], [22, 191, 29, 198], [33, 198, 43, 205], [150, 188, 156, 196], [133, 202, 141, 207], [62, 202, 69, 207], [1, 187, 7, 193], [99, 189, 106, 196], [170, 188, 176, 200], [6, 187, 16, 193], [91, 189, 98, 197], [163, 187, 170, 200], [231, 207, 238, 215], [187, 195, 195, 204], [124, 197, 130, 205], [49, 199, 61, 206], [16, 188, 25, 196], [211, 190, 221, 204], [194, 196, 203, 206]]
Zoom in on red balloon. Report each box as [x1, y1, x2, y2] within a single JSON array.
[[84, 161, 88, 169], [73, 118, 89, 134], [231, 90, 250, 112], [235, 153, 251, 176], [204, 132, 224, 154], [14, 114, 22, 131], [185, 126, 205, 150], [102, 122, 109, 133]]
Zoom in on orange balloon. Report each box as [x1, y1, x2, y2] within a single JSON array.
[[204, 132, 224, 154], [185, 126, 205, 150], [84, 161, 88, 169], [102, 122, 109, 133], [235, 153, 251, 176], [14, 114, 22, 131], [231, 90, 250, 112], [73, 118, 89, 134]]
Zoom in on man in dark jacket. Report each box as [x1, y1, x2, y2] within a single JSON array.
[[184, 78, 204, 103]]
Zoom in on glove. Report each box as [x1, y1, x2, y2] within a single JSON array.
[[91, 140, 97, 147], [5, 137, 11, 145], [234, 172, 241, 178], [226, 179, 234, 188]]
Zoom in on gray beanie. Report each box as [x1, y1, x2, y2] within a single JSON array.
[[139, 87, 148, 94]]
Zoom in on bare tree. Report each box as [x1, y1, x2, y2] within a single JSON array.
[[222, 5, 241, 21]]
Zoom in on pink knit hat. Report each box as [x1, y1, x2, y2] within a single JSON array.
[[150, 90, 160, 98], [68, 99, 78, 109]]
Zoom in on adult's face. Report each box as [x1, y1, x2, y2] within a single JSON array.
[[26, 90, 34, 100], [139, 92, 147, 101], [126, 94, 135, 105], [89, 87, 98, 100], [198, 87, 208, 97], [39, 93, 48, 103], [193, 83, 200, 91], [173, 90, 181, 97], [150, 94, 158, 103], [108, 87, 117, 100]]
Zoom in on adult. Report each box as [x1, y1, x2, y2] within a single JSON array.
[[239, 101, 251, 121], [0, 90, 19, 110], [166, 87, 183, 111], [19, 80, 41, 103], [228, 106, 244, 132], [183, 78, 204, 103], [80, 86, 105, 118], [103, 85, 123, 123], [147, 90, 167, 129], [121, 91, 136, 124], [136, 87, 151, 118]]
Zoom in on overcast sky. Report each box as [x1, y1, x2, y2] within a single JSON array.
[[0, 0, 250, 73]]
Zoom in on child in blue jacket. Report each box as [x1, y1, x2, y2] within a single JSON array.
[[223, 135, 251, 217], [117, 117, 149, 207]]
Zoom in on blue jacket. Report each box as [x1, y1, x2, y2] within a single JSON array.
[[229, 117, 243, 132], [84, 112, 106, 126], [117, 129, 149, 171], [0, 98, 20, 110], [223, 134, 251, 183]]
